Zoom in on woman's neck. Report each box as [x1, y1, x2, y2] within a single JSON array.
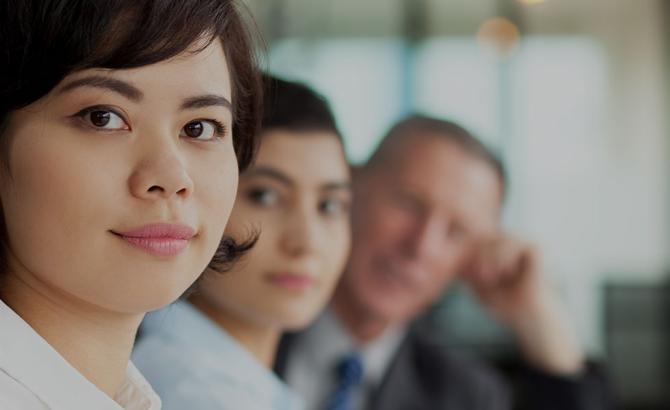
[[0, 271, 142, 400], [189, 294, 281, 368]]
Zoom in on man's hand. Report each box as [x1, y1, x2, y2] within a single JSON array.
[[463, 234, 585, 376]]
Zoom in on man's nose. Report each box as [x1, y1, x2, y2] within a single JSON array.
[[406, 215, 446, 262]]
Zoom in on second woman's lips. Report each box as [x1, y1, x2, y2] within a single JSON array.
[[265, 272, 315, 292], [113, 223, 196, 257]]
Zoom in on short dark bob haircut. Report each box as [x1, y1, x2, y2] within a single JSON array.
[[0, 0, 263, 273]]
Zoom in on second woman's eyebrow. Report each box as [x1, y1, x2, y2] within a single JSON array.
[[245, 167, 351, 191], [320, 182, 352, 192], [244, 167, 293, 187]]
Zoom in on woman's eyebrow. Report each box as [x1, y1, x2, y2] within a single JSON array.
[[181, 95, 232, 112], [244, 167, 293, 187], [57, 75, 143, 101], [320, 182, 352, 192], [245, 168, 351, 192]]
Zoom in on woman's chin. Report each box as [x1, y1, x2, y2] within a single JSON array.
[[94, 286, 189, 316], [278, 308, 323, 332]]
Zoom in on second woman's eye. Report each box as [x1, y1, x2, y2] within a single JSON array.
[[246, 187, 280, 207], [180, 120, 225, 141], [319, 198, 350, 216]]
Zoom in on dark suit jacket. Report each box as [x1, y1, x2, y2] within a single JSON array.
[[275, 323, 612, 410]]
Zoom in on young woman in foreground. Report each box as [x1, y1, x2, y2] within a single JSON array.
[[0, 1, 261, 409], [134, 76, 352, 409]]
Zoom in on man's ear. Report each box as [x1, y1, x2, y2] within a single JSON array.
[[350, 165, 371, 194], [349, 164, 362, 180]]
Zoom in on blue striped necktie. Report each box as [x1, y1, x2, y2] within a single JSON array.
[[325, 352, 364, 410]]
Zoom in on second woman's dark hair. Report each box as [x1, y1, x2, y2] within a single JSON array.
[[261, 75, 342, 142]]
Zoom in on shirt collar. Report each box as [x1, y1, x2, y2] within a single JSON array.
[[141, 300, 301, 407], [297, 307, 407, 388], [0, 298, 160, 410], [115, 362, 162, 410], [360, 324, 406, 387]]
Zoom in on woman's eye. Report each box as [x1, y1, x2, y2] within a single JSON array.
[[319, 198, 350, 216], [78, 108, 128, 130], [246, 188, 279, 207], [180, 120, 225, 141]]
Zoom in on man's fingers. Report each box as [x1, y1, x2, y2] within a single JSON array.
[[467, 236, 535, 289]]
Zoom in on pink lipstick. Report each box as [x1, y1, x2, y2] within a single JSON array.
[[265, 272, 315, 292], [112, 223, 195, 257]]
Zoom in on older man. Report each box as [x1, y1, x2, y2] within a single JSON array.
[[276, 115, 608, 410]]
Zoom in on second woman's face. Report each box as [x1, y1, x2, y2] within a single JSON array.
[[0, 40, 238, 314], [198, 130, 352, 330]]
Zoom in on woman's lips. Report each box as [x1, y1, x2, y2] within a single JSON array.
[[265, 272, 315, 292], [112, 223, 196, 257]]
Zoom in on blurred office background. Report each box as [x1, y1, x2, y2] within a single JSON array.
[[242, 0, 670, 408]]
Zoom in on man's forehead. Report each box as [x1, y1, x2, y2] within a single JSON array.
[[372, 135, 502, 211], [377, 134, 476, 176]]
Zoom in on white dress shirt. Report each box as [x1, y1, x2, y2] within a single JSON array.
[[133, 300, 303, 410], [0, 299, 161, 410], [284, 307, 406, 410]]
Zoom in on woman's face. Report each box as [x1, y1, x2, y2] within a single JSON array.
[[198, 130, 351, 330], [0, 40, 238, 314]]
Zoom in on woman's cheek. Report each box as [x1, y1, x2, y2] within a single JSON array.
[[187, 157, 237, 268], [325, 221, 351, 281], [201, 153, 238, 218]]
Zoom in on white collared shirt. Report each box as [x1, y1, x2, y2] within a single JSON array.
[[284, 307, 407, 410], [133, 300, 303, 410], [0, 299, 161, 410]]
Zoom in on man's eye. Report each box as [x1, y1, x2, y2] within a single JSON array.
[[180, 120, 226, 141], [76, 107, 129, 130], [392, 192, 420, 211], [448, 225, 466, 240], [247, 188, 279, 206]]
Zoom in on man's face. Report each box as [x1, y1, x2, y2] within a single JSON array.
[[340, 134, 503, 324]]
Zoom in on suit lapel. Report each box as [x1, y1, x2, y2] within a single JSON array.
[[369, 332, 429, 410]]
